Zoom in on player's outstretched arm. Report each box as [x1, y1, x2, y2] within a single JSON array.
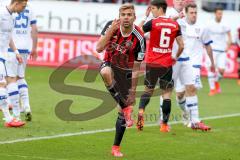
[[96, 19, 120, 53], [205, 44, 215, 72], [226, 31, 232, 51], [30, 24, 38, 60]]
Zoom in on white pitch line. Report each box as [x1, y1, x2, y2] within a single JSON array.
[[0, 113, 240, 145], [0, 153, 69, 160]]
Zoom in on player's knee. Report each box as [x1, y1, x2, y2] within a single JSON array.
[[100, 67, 113, 84], [6, 77, 17, 84], [100, 67, 111, 78], [144, 86, 154, 95], [0, 82, 6, 88], [17, 76, 24, 80], [186, 85, 196, 95], [176, 92, 185, 100], [218, 69, 225, 75]]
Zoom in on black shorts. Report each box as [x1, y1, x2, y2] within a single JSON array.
[[144, 64, 174, 90], [100, 61, 132, 100]]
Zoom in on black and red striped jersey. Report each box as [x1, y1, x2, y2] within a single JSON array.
[[101, 20, 146, 69]]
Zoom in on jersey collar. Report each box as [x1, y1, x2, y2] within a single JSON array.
[[120, 25, 134, 37], [6, 6, 12, 15]]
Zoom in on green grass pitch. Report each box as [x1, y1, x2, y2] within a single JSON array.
[[0, 66, 239, 160]]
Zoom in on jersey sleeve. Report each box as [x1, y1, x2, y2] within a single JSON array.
[[134, 37, 146, 62], [142, 19, 152, 33], [223, 25, 231, 33], [201, 27, 213, 45], [101, 20, 113, 36], [28, 6, 37, 25]]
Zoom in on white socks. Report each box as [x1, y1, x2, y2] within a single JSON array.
[[17, 79, 31, 113], [176, 96, 186, 112], [159, 96, 163, 121], [7, 83, 20, 119], [0, 87, 13, 122], [208, 71, 215, 90], [215, 72, 223, 82], [185, 95, 200, 123]]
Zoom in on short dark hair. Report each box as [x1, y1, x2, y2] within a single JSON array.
[[150, 0, 167, 13], [214, 6, 223, 13], [185, 3, 197, 13]]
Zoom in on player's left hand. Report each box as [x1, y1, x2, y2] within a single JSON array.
[[210, 65, 216, 73], [179, 11, 185, 18], [126, 89, 136, 105], [16, 54, 23, 64], [145, 6, 151, 18], [171, 56, 177, 65], [30, 50, 38, 60]]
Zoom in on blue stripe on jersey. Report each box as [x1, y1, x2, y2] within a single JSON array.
[[204, 40, 213, 45], [0, 58, 6, 63], [177, 57, 190, 62], [213, 49, 225, 53], [193, 65, 201, 68], [30, 20, 37, 25], [0, 95, 7, 100], [8, 49, 30, 54], [18, 84, 28, 89], [9, 91, 19, 96]]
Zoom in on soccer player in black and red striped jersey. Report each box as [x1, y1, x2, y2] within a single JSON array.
[[137, 0, 184, 132], [96, 3, 145, 157]]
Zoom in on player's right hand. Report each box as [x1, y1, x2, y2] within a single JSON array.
[[109, 19, 120, 33], [126, 89, 136, 106], [16, 54, 23, 64], [30, 49, 38, 60], [171, 55, 177, 65]]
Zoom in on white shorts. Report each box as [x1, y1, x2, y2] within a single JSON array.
[[174, 65, 202, 92], [173, 59, 195, 92], [207, 50, 226, 70], [5, 52, 28, 78]]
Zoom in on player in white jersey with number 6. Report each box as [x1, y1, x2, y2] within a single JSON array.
[[6, 3, 38, 121], [0, 0, 27, 127]]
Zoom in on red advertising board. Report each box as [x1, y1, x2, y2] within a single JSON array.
[[30, 32, 102, 67], [29, 32, 239, 78]]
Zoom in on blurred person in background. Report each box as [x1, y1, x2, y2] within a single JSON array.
[[237, 27, 240, 85], [207, 6, 232, 96]]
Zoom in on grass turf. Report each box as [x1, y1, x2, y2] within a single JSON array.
[[0, 66, 239, 160]]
